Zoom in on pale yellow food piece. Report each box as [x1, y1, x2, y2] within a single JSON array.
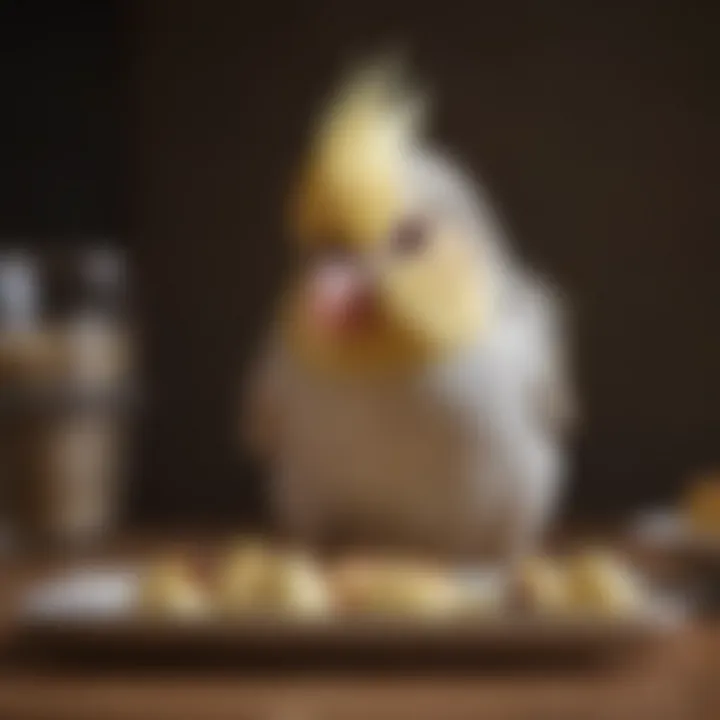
[[218, 540, 331, 618], [565, 550, 642, 616], [139, 557, 209, 618], [261, 551, 332, 617], [331, 558, 461, 618], [684, 476, 720, 536], [376, 570, 460, 618], [513, 556, 571, 614], [216, 538, 272, 612]]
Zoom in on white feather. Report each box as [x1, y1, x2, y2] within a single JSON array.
[[245, 153, 574, 561]]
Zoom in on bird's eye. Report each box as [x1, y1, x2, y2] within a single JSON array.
[[390, 216, 429, 257]]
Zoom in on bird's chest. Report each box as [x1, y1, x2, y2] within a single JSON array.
[[282, 374, 476, 525]]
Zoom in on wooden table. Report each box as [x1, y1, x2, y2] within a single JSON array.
[[0, 538, 718, 720]]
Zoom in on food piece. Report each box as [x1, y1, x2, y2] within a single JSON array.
[[261, 550, 332, 617], [217, 540, 331, 617], [565, 549, 643, 615], [331, 557, 460, 618], [376, 566, 460, 618], [511, 556, 571, 613], [684, 474, 720, 536], [216, 538, 272, 613], [138, 556, 209, 618]]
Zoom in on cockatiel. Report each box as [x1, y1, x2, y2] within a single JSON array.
[[243, 58, 575, 562]]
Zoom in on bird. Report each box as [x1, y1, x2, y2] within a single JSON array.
[[242, 56, 576, 563]]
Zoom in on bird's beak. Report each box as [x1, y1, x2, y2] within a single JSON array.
[[305, 260, 378, 336]]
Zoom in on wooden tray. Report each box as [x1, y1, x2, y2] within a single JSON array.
[[11, 566, 685, 668]]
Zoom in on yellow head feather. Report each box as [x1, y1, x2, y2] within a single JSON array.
[[282, 60, 488, 377], [289, 59, 426, 250]]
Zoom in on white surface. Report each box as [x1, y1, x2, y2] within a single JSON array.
[[634, 509, 687, 544], [22, 567, 140, 620], [633, 509, 720, 555]]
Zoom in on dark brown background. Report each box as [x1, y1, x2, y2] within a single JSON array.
[[1, 0, 718, 526]]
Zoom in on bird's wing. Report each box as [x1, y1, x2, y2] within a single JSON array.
[[534, 282, 578, 434], [512, 272, 578, 435]]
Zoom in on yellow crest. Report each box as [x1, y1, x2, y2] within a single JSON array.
[[288, 57, 427, 250]]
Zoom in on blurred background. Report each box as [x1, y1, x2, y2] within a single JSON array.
[[0, 0, 716, 545]]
